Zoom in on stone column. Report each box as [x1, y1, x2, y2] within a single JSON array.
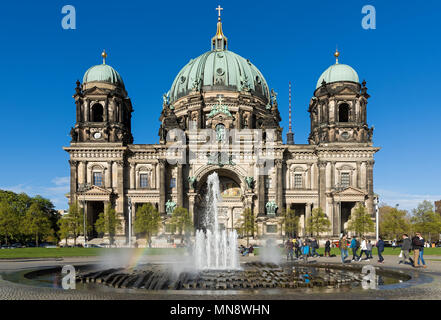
[[69, 160, 78, 204], [318, 161, 327, 211], [130, 163, 135, 190], [305, 203, 311, 236], [116, 160, 125, 223], [106, 161, 113, 189], [80, 161, 87, 185], [356, 161, 361, 188], [366, 160, 375, 216], [177, 164, 183, 207], [275, 159, 283, 212], [84, 100, 90, 122], [158, 160, 166, 215], [325, 162, 331, 191], [257, 163, 265, 215], [306, 164, 311, 189], [152, 163, 157, 189], [188, 193, 196, 232]]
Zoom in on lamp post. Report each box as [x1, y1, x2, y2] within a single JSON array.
[[78, 183, 91, 247], [128, 197, 132, 248], [374, 195, 379, 242]]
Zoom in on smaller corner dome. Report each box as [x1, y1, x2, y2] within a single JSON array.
[[316, 63, 359, 89], [83, 64, 124, 87]]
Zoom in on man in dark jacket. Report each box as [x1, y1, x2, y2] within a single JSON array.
[[376, 236, 385, 263], [399, 234, 412, 265], [311, 238, 319, 257], [412, 233, 424, 268], [324, 239, 331, 257]]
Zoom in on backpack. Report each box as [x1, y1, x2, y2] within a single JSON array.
[[355, 239, 360, 248]]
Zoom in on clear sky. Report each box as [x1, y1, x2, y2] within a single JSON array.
[[0, 0, 440, 211]]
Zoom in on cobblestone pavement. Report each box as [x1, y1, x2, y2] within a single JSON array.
[[0, 254, 440, 300]]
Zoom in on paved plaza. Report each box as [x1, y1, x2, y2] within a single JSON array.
[[0, 254, 440, 300]]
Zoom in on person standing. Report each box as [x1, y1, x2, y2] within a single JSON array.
[[311, 238, 319, 257], [294, 237, 301, 259], [399, 234, 412, 265], [302, 239, 309, 262], [359, 237, 369, 261], [376, 237, 385, 263], [412, 233, 423, 268], [340, 235, 349, 264], [285, 238, 294, 261], [350, 237, 360, 262], [324, 239, 331, 257], [417, 233, 427, 268]]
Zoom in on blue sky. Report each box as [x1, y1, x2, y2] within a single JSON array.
[[0, 0, 440, 211]]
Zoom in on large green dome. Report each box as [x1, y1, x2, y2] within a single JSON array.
[[83, 64, 124, 87], [169, 50, 270, 103], [316, 63, 359, 89]]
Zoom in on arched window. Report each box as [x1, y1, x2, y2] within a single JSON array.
[[91, 103, 104, 122], [338, 103, 350, 122]]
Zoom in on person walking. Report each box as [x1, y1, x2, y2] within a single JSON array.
[[367, 240, 373, 259], [399, 234, 412, 265], [294, 237, 301, 259], [311, 238, 319, 257], [376, 236, 385, 263], [302, 239, 310, 262], [412, 233, 424, 268], [324, 239, 331, 257], [340, 235, 349, 263], [417, 233, 427, 268], [359, 237, 369, 261], [350, 237, 360, 262]]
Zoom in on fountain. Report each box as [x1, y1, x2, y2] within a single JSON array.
[[194, 172, 239, 270]]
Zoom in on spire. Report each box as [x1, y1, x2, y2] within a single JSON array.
[[286, 81, 294, 145], [102, 49, 107, 65], [211, 5, 228, 51], [334, 47, 340, 64]]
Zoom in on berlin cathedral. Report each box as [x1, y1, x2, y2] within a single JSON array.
[[64, 8, 379, 245]]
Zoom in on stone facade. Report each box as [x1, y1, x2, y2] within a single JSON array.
[[63, 15, 379, 244]]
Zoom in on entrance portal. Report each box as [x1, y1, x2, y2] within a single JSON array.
[[87, 201, 104, 239]]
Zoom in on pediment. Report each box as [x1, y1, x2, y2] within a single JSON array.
[[83, 185, 112, 195], [334, 186, 366, 196], [83, 86, 109, 96]]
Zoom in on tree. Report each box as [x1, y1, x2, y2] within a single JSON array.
[[134, 203, 161, 248], [95, 204, 122, 245], [24, 202, 52, 247], [306, 207, 331, 238], [411, 200, 441, 242], [66, 202, 84, 246], [168, 207, 193, 243], [281, 208, 300, 239], [379, 206, 411, 240], [0, 201, 19, 245], [347, 203, 375, 237], [236, 208, 257, 246], [58, 217, 71, 246]]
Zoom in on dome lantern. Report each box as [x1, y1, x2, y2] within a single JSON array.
[[211, 5, 228, 51]]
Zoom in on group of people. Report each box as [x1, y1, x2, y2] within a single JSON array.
[[284, 237, 321, 262], [339, 235, 374, 263], [339, 232, 428, 267], [239, 244, 254, 256], [398, 233, 427, 268]]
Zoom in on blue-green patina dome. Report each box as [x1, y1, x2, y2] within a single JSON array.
[[83, 64, 124, 87], [169, 50, 270, 103], [316, 63, 359, 89]]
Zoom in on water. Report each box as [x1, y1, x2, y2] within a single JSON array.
[[194, 172, 240, 270]]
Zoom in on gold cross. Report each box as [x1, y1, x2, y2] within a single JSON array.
[[217, 95, 224, 105], [216, 5, 223, 18]]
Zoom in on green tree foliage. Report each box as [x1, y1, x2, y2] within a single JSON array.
[[347, 203, 375, 236], [95, 204, 121, 245], [281, 208, 299, 238], [0, 190, 59, 245], [134, 203, 161, 248], [58, 217, 71, 246], [306, 207, 331, 238], [379, 205, 411, 240], [24, 202, 52, 246], [0, 201, 19, 245], [68, 202, 84, 246], [411, 200, 441, 242], [236, 208, 257, 246], [168, 207, 193, 242]]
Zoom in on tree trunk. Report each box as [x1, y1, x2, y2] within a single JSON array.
[[36, 232, 39, 247]]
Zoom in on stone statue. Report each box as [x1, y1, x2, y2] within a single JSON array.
[[245, 176, 254, 189], [188, 176, 196, 189], [70, 127, 78, 142], [270, 89, 278, 105], [162, 92, 170, 107], [165, 200, 176, 215], [266, 201, 278, 215]]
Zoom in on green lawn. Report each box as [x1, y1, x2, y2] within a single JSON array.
[[0, 247, 186, 259]]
